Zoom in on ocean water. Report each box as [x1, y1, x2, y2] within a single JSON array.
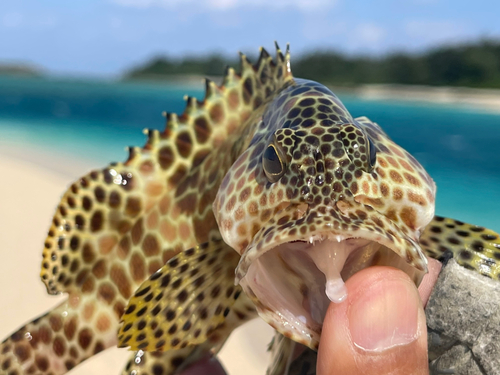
[[1, 75, 499, 231]]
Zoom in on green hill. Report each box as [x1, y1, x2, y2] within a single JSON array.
[[125, 39, 500, 88]]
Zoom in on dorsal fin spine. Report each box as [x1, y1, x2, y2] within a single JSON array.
[[126, 146, 142, 162], [275, 41, 284, 62], [147, 129, 160, 146], [204, 78, 215, 99], [203, 78, 223, 102], [258, 47, 271, 66], [128, 44, 292, 162], [284, 43, 291, 74], [222, 66, 237, 87], [239, 52, 253, 74], [166, 112, 179, 131], [184, 96, 200, 117]]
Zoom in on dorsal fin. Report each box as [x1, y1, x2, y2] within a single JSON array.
[[40, 44, 294, 294]]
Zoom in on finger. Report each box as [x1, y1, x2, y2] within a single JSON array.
[[178, 355, 227, 375], [417, 257, 442, 307], [317, 266, 428, 375]]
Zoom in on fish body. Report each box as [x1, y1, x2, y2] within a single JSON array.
[[1, 44, 500, 375]]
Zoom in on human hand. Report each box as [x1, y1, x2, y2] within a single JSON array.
[[317, 258, 442, 375]]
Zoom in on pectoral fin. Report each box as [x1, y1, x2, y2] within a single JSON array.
[[118, 237, 242, 351], [421, 216, 500, 278]]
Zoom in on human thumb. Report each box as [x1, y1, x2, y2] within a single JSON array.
[[317, 266, 429, 375]]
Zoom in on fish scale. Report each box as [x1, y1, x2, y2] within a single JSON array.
[[1, 44, 500, 375]]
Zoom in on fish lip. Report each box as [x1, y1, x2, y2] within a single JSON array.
[[235, 217, 428, 349], [235, 213, 428, 285]]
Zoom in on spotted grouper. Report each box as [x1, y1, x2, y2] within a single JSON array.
[[1, 44, 499, 375]]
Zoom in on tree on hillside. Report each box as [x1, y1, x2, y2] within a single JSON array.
[[125, 39, 500, 88]]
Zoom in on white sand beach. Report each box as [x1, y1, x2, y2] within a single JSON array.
[[0, 150, 273, 375], [353, 84, 500, 113]]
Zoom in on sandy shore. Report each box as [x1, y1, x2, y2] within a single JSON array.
[[338, 84, 500, 113], [0, 151, 273, 375]]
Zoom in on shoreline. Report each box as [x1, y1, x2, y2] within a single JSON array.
[[124, 75, 500, 113], [4, 72, 500, 113], [348, 84, 500, 113]]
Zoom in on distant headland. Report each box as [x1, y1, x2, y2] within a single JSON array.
[[0, 63, 42, 77]]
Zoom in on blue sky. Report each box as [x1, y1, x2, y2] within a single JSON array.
[[1, 0, 499, 77]]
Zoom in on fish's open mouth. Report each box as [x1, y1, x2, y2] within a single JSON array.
[[238, 230, 426, 348]]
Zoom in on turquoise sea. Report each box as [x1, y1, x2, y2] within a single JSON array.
[[0, 75, 499, 231]]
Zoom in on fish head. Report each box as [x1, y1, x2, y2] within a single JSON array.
[[213, 79, 436, 348]]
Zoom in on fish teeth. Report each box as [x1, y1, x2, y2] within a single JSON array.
[[308, 234, 324, 245]]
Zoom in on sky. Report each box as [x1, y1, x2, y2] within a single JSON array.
[[1, 0, 500, 77]]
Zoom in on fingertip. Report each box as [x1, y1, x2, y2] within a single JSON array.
[[418, 257, 442, 306], [318, 267, 429, 375]]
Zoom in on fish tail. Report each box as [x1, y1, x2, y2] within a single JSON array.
[[0, 293, 118, 375]]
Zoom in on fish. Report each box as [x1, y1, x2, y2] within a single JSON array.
[[1, 43, 500, 375]]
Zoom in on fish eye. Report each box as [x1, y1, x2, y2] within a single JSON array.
[[368, 137, 377, 169], [263, 144, 287, 183]]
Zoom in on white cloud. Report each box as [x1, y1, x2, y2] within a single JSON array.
[[410, 0, 438, 4], [110, 16, 123, 29], [1, 12, 57, 30], [112, 0, 181, 7], [112, 0, 336, 11], [354, 23, 386, 44], [209, 11, 243, 28], [38, 15, 58, 29], [299, 20, 386, 52], [301, 16, 345, 41], [2, 12, 23, 28], [405, 20, 467, 44]]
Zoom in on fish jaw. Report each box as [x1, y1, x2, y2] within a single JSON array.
[[235, 203, 427, 349]]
